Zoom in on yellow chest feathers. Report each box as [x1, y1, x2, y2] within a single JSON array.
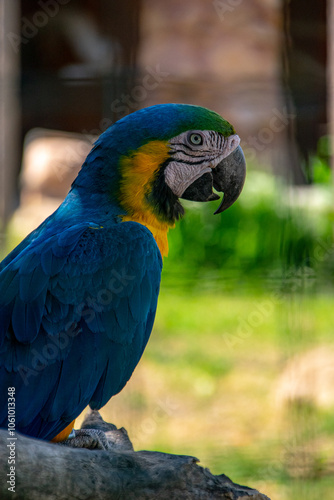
[[118, 140, 174, 258]]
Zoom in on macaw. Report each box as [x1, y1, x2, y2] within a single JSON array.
[[0, 104, 246, 443]]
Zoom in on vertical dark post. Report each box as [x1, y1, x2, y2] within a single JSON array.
[[282, 0, 327, 184], [0, 0, 20, 249], [329, 0, 334, 172], [101, 0, 142, 122]]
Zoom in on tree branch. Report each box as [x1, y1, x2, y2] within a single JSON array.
[[0, 411, 271, 499]]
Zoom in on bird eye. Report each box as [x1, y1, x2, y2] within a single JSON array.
[[188, 133, 203, 146]]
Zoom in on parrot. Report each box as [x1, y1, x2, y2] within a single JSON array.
[[0, 103, 246, 443]]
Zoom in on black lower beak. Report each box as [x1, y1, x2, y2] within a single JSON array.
[[180, 146, 246, 214], [180, 173, 220, 203]]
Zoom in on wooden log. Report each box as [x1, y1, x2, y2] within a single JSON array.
[[0, 410, 270, 500]]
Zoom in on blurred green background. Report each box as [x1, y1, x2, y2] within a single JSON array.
[[1, 1, 334, 499], [5, 153, 334, 500], [97, 156, 334, 500]]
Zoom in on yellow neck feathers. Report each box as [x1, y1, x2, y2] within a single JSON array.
[[118, 140, 173, 258]]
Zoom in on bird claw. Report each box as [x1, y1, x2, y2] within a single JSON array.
[[57, 428, 112, 450]]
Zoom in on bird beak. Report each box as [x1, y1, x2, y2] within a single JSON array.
[[212, 145, 246, 214], [180, 145, 246, 214]]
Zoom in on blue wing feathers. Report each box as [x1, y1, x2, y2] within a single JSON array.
[[19, 266, 48, 302], [0, 306, 12, 346], [40, 248, 65, 276], [0, 219, 162, 439], [0, 270, 19, 305]]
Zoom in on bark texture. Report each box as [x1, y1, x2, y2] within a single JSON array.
[[0, 411, 271, 500]]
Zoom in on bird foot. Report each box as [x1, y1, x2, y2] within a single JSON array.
[[57, 428, 112, 450]]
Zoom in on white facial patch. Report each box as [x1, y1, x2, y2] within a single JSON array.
[[164, 130, 240, 197]]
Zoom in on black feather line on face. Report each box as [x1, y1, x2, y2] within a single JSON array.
[[146, 158, 185, 224]]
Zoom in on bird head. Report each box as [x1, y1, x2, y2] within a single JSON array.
[[73, 104, 246, 253]]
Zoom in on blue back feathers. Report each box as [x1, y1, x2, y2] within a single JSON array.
[[0, 103, 232, 440]]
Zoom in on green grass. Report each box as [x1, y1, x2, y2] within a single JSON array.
[[3, 166, 334, 499], [95, 287, 334, 500]]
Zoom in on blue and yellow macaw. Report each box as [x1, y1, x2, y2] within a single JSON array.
[[0, 104, 245, 442]]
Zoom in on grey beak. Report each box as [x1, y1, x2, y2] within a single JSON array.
[[212, 145, 246, 214], [180, 145, 246, 214]]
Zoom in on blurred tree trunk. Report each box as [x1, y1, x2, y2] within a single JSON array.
[[329, 0, 334, 173], [282, 0, 327, 184], [0, 0, 20, 240]]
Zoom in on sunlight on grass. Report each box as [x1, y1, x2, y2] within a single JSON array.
[[3, 166, 334, 499], [93, 289, 334, 500]]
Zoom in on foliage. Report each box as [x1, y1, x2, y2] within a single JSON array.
[[163, 169, 334, 292], [101, 290, 334, 500], [3, 164, 334, 500]]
